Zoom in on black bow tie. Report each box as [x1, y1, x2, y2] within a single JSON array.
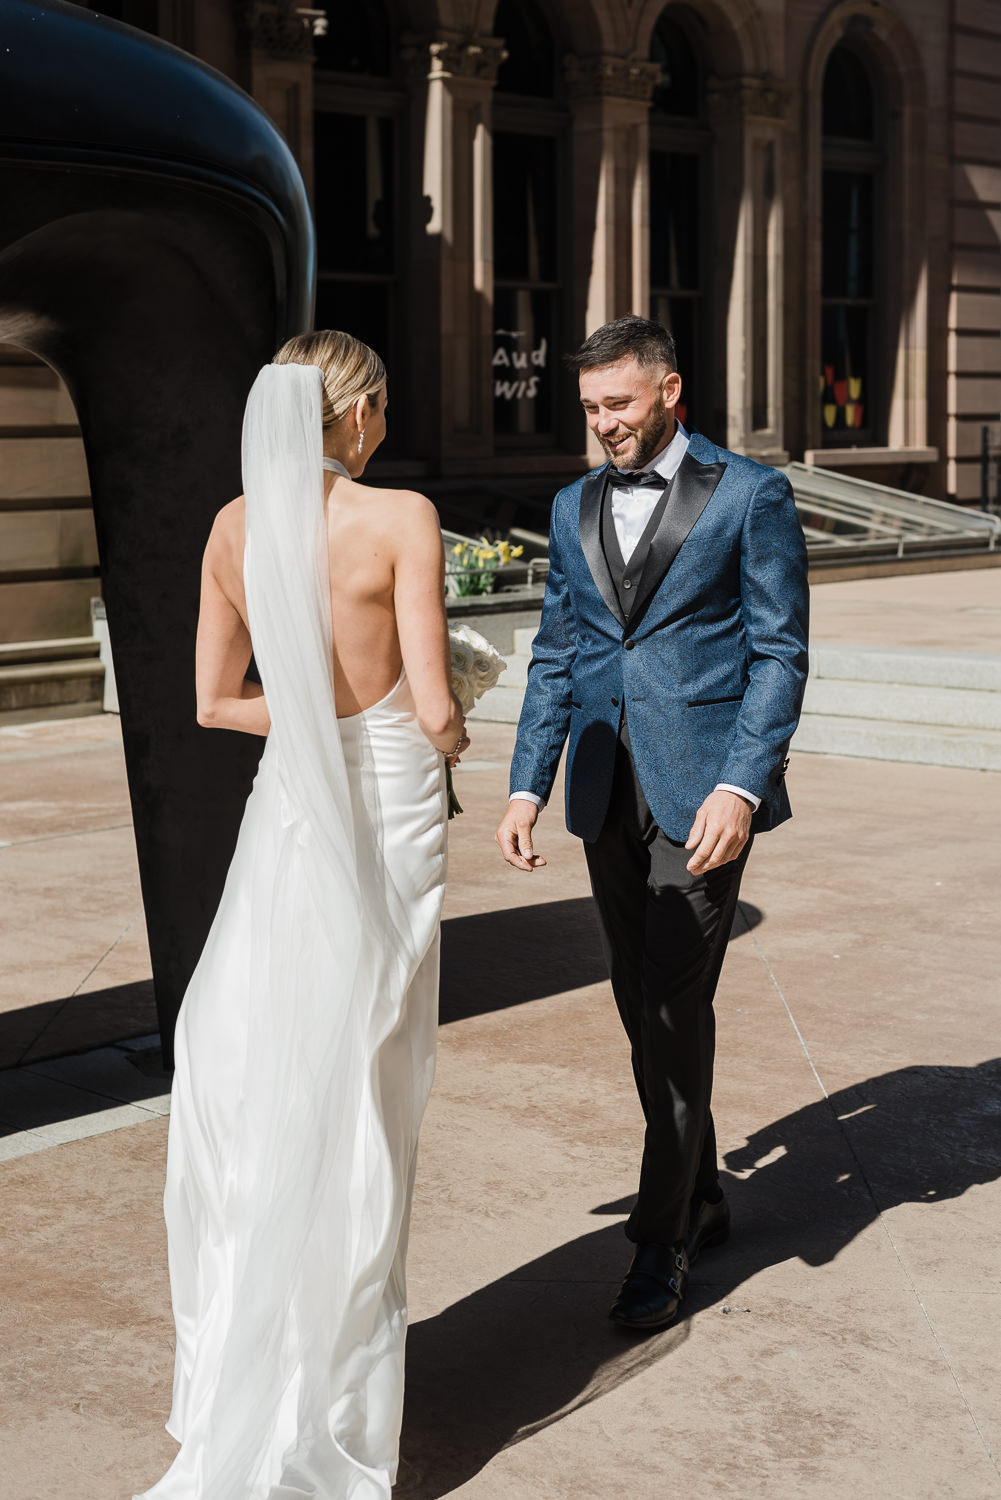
[[606, 467, 668, 492]]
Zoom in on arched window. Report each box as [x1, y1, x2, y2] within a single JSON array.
[[312, 9, 391, 77], [650, 10, 700, 117], [648, 10, 708, 430], [312, 0, 400, 446], [494, 0, 555, 99], [492, 0, 564, 443], [820, 44, 883, 444]]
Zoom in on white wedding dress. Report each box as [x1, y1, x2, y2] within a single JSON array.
[[136, 366, 447, 1500]]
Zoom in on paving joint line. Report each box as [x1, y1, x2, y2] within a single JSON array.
[[15, 910, 143, 1067], [739, 900, 999, 1480], [0, 820, 133, 850]]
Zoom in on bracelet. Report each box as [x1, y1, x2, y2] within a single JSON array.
[[445, 733, 465, 758]]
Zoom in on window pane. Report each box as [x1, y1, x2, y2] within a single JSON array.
[[493, 288, 554, 436], [820, 304, 870, 436], [650, 14, 700, 117], [315, 281, 390, 365], [822, 45, 874, 141], [822, 170, 873, 299], [650, 152, 700, 292], [494, 0, 555, 98], [493, 134, 558, 284], [314, 114, 394, 276]]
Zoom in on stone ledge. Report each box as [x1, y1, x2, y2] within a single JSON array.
[[803, 446, 939, 468]]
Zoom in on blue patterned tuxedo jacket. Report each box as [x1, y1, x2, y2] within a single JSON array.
[[509, 430, 810, 844]]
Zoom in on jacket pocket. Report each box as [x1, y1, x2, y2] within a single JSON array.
[[686, 694, 744, 707]]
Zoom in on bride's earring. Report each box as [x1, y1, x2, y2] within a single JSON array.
[[357, 429, 364, 455]]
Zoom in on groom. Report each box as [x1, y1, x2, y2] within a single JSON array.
[[495, 315, 809, 1330]]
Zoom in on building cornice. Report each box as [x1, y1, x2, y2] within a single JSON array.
[[706, 74, 790, 124], [400, 32, 508, 85], [241, 2, 325, 59], [564, 54, 661, 103]]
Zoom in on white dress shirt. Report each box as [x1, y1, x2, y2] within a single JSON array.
[[511, 422, 761, 814]]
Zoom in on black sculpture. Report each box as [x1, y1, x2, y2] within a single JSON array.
[[0, 0, 315, 1064]]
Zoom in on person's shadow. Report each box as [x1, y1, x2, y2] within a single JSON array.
[[397, 1057, 1001, 1497]]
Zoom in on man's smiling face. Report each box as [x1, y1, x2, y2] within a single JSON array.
[[578, 354, 682, 471]]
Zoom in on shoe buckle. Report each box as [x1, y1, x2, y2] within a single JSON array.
[[675, 1251, 688, 1274]]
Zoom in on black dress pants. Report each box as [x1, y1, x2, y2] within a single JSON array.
[[583, 720, 752, 1247]]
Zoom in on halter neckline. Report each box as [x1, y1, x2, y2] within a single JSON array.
[[322, 457, 351, 479]]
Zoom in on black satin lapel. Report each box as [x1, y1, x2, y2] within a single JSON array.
[[577, 466, 626, 627], [627, 453, 728, 630]]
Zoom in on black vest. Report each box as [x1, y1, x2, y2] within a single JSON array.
[[599, 473, 676, 622]]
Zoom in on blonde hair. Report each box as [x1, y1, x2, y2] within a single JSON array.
[[273, 329, 386, 429]]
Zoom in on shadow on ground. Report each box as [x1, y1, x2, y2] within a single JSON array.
[[0, 979, 157, 1069], [439, 896, 763, 1026], [399, 1057, 1001, 1498]]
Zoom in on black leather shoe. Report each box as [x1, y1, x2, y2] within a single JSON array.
[[686, 1192, 730, 1265], [609, 1242, 688, 1330]]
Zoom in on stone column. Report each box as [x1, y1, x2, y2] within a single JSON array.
[[564, 56, 660, 465], [241, 1, 321, 198], [707, 77, 789, 464], [401, 32, 505, 470]]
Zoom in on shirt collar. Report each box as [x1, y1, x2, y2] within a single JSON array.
[[638, 420, 689, 482]]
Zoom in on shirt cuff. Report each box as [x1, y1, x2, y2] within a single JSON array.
[[715, 783, 761, 812], [509, 791, 544, 808]]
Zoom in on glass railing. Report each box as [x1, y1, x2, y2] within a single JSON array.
[[787, 463, 1001, 559]]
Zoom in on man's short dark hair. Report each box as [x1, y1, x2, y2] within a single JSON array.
[[565, 315, 678, 376]]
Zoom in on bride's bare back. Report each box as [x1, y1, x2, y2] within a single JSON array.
[[195, 474, 462, 746]]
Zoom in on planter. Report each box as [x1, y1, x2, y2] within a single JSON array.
[[445, 567, 498, 599]]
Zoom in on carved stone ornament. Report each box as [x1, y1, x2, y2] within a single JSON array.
[[400, 32, 508, 85], [564, 54, 661, 103], [242, 2, 323, 59], [706, 74, 790, 123]]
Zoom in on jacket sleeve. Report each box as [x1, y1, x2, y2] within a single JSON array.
[[716, 469, 809, 803], [508, 494, 578, 803]]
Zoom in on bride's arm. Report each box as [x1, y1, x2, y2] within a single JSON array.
[[195, 509, 271, 737], [393, 495, 466, 753]]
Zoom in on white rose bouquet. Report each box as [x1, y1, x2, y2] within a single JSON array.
[[446, 625, 507, 817]]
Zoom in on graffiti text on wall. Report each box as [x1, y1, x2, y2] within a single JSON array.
[[493, 333, 548, 401]]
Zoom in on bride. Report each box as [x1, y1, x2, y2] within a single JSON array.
[[135, 331, 468, 1500]]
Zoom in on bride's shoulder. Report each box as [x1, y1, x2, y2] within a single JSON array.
[[365, 485, 441, 537], [203, 496, 246, 568]]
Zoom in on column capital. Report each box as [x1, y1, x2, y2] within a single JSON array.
[[706, 74, 790, 125], [241, 2, 324, 59], [400, 31, 507, 86], [564, 54, 661, 104]]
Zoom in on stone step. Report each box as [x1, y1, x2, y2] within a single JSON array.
[[0, 650, 104, 717], [0, 636, 101, 666], [811, 643, 1001, 692], [468, 684, 525, 724], [0, 578, 99, 644], [0, 366, 77, 427], [792, 714, 1001, 771], [477, 673, 1001, 734], [802, 677, 1001, 731], [0, 435, 89, 501], [0, 507, 98, 572]]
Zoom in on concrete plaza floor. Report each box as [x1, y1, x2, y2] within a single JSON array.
[[1, 567, 1000, 1498]]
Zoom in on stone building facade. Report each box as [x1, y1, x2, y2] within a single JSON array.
[[1, 0, 999, 646]]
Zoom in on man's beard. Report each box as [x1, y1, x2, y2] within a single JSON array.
[[602, 401, 670, 471]]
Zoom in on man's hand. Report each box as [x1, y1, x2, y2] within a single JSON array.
[[495, 800, 547, 872], [685, 789, 753, 875]]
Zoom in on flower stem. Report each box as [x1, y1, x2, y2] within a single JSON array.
[[445, 761, 463, 819]]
